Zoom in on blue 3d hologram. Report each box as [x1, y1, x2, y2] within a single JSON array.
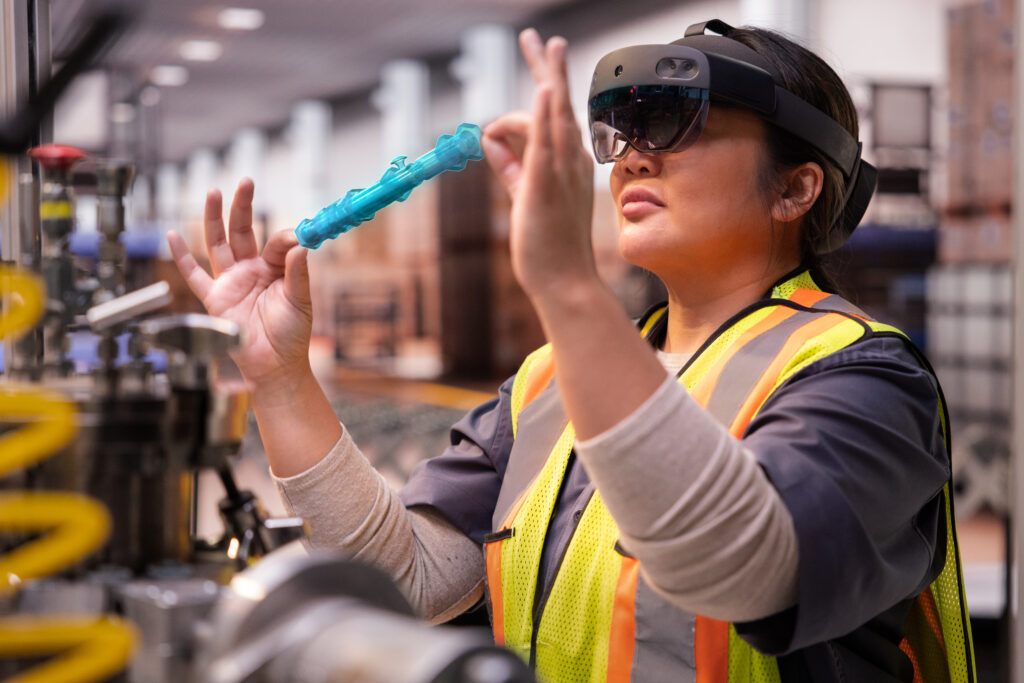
[[295, 122, 486, 249]]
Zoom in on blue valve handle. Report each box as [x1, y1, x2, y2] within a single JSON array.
[[295, 122, 486, 249]]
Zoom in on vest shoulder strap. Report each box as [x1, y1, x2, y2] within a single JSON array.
[[510, 343, 555, 438]]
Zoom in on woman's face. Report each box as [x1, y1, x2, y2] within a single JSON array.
[[609, 105, 784, 280]]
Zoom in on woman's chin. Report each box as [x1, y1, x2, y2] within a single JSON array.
[[618, 232, 715, 277], [618, 237, 673, 273]]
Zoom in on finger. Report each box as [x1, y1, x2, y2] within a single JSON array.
[[481, 134, 523, 194], [545, 37, 582, 153], [546, 37, 576, 121], [263, 229, 300, 270], [228, 177, 258, 261], [518, 28, 549, 85], [483, 112, 531, 154], [167, 230, 213, 302], [204, 189, 235, 276], [482, 113, 531, 192], [283, 244, 311, 312], [524, 85, 554, 176]]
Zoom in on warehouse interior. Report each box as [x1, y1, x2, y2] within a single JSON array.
[[0, 0, 1021, 680]]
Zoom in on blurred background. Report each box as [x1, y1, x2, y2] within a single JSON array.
[[0, 0, 1019, 680]]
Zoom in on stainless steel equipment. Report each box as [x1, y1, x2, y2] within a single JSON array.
[[198, 552, 534, 683]]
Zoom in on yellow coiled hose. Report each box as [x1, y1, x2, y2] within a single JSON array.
[[0, 266, 136, 682]]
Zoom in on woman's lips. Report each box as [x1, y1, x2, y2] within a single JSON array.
[[620, 187, 665, 219]]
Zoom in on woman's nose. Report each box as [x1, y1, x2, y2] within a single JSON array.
[[618, 146, 661, 176]]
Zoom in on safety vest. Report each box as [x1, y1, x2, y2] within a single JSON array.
[[483, 271, 976, 682]]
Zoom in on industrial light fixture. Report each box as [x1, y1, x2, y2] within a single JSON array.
[[180, 39, 224, 62], [150, 65, 189, 87], [217, 7, 265, 31]]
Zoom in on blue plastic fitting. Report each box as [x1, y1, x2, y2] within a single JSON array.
[[295, 122, 485, 249]]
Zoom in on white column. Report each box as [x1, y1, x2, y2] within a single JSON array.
[[289, 100, 332, 219], [372, 59, 429, 164], [740, 0, 810, 39], [128, 175, 151, 225], [155, 163, 181, 257], [450, 24, 517, 126], [184, 148, 217, 221], [227, 126, 268, 213]]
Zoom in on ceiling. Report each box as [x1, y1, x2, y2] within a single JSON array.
[[48, 0, 608, 164]]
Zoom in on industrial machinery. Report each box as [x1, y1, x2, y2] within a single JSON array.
[[0, 4, 533, 682]]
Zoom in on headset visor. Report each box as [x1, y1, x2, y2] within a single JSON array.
[[588, 85, 709, 163]]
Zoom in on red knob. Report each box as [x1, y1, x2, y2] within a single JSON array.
[[28, 144, 87, 171]]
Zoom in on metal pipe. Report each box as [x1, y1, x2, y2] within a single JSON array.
[[1, 0, 44, 378], [1011, 0, 1024, 674]]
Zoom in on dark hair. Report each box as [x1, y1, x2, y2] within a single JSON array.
[[725, 26, 857, 293]]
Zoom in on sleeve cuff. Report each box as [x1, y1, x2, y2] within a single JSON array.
[[271, 423, 359, 496]]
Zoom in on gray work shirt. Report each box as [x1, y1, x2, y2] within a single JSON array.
[[401, 333, 950, 682]]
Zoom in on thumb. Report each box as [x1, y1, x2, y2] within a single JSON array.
[[283, 245, 311, 312]]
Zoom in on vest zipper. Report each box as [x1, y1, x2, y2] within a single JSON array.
[[528, 481, 595, 670]]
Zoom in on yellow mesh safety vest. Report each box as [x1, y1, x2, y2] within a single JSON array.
[[483, 272, 976, 683]]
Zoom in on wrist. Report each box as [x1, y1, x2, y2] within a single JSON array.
[[526, 274, 613, 318], [246, 360, 317, 409]]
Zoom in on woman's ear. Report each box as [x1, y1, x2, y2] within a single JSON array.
[[771, 161, 824, 224]]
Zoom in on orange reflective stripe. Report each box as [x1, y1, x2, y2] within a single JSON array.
[[521, 353, 556, 415], [607, 557, 640, 682], [918, 588, 946, 651], [788, 288, 832, 308], [689, 305, 800, 408], [899, 587, 949, 683], [488, 470, 545, 646], [898, 642, 925, 683], [728, 314, 847, 437], [695, 615, 730, 683], [486, 539, 506, 645]]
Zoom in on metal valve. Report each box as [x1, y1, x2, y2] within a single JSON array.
[[139, 313, 243, 389], [86, 280, 173, 331]]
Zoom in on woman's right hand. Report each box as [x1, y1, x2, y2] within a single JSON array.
[[167, 178, 313, 387]]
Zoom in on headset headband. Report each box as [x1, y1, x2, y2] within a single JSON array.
[[589, 19, 878, 253]]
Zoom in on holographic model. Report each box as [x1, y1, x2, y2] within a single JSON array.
[[295, 122, 485, 249]]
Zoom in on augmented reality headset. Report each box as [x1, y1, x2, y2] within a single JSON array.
[[587, 19, 877, 253]]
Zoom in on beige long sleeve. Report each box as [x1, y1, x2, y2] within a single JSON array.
[[272, 427, 485, 624], [575, 374, 799, 622]]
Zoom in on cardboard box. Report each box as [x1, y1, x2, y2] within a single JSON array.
[[946, 1, 1015, 210], [976, 0, 1015, 70], [971, 210, 1014, 263], [937, 211, 1014, 264], [937, 217, 972, 264], [974, 126, 1013, 206]]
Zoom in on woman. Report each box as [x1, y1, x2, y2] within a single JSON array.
[[168, 19, 973, 682]]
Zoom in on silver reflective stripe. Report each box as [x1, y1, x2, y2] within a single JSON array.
[[704, 309, 823, 427], [492, 381, 566, 529], [630, 574, 697, 683], [813, 293, 869, 318]]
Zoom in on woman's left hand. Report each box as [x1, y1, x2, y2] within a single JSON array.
[[481, 29, 597, 301]]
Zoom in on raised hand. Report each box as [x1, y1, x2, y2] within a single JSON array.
[[481, 29, 597, 300], [167, 178, 313, 386]]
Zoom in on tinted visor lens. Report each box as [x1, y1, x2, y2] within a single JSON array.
[[588, 85, 709, 163]]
